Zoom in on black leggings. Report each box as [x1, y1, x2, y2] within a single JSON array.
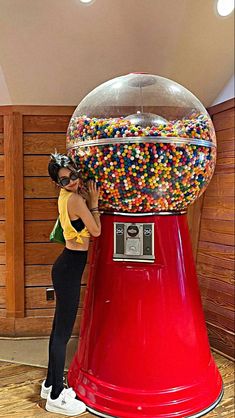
[[45, 247, 88, 399]]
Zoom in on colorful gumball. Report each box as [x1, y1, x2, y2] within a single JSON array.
[[66, 74, 216, 213]]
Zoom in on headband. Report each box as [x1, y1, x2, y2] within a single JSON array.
[[50, 150, 72, 168]]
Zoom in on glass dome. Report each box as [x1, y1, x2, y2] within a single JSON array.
[[67, 73, 216, 213]]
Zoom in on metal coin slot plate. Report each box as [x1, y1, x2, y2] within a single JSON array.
[[113, 222, 155, 262]]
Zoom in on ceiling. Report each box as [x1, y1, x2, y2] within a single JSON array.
[[0, 0, 234, 107]]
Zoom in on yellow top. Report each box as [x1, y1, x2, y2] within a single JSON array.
[[58, 188, 90, 244]]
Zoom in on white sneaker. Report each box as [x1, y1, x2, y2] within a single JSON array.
[[40, 380, 52, 399], [46, 388, 86, 416], [41, 380, 76, 400]]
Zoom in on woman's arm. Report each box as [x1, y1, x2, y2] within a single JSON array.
[[68, 187, 101, 237]]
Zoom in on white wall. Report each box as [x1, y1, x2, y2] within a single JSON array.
[[0, 65, 12, 105], [0, 0, 234, 107], [211, 75, 235, 106]]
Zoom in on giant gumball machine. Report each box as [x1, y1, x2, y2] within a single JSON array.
[[67, 74, 223, 418]]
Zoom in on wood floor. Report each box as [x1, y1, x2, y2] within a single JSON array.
[[0, 352, 234, 418]]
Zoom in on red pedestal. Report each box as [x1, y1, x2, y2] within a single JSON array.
[[68, 214, 223, 418]]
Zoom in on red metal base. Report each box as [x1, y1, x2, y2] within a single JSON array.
[[68, 214, 223, 418]]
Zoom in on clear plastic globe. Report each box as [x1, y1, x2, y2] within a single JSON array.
[[67, 73, 216, 213]]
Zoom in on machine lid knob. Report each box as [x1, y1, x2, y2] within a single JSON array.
[[127, 225, 139, 237]]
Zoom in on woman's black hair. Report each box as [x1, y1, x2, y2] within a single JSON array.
[[48, 152, 79, 183]]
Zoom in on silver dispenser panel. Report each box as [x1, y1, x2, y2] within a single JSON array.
[[113, 222, 155, 262]]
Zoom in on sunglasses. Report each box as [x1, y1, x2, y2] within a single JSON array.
[[58, 171, 81, 187]]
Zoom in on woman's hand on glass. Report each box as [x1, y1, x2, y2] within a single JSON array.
[[87, 180, 100, 208], [79, 185, 89, 202]]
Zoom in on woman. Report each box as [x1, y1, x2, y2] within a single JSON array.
[[41, 152, 101, 416]]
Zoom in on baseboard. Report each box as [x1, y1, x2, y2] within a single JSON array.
[[0, 336, 79, 369]]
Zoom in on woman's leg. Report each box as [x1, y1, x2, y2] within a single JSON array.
[[46, 249, 87, 399], [50, 289, 80, 398], [45, 314, 56, 387]]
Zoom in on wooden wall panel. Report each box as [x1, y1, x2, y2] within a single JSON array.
[[0, 265, 6, 286], [205, 173, 234, 197], [187, 196, 204, 260], [0, 120, 5, 319], [200, 279, 234, 323], [24, 133, 66, 154], [0, 287, 6, 308], [204, 307, 234, 333], [197, 263, 234, 285], [213, 108, 234, 131], [197, 98, 235, 359], [197, 241, 234, 270], [0, 221, 5, 242], [13, 315, 80, 337], [22, 112, 80, 336], [23, 118, 66, 334], [0, 156, 4, 175], [200, 219, 234, 246], [216, 128, 234, 151], [25, 264, 89, 287], [23, 116, 71, 132], [207, 323, 234, 360], [0, 103, 234, 349], [25, 220, 57, 242], [0, 108, 72, 335], [25, 265, 54, 287], [0, 200, 5, 220], [0, 309, 6, 317], [4, 112, 24, 319], [24, 178, 58, 198], [25, 243, 61, 265], [25, 199, 58, 220], [202, 196, 234, 221], [5, 105, 75, 116], [25, 242, 93, 265], [25, 307, 83, 318], [0, 134, 4, 153], [25, 308, 58, 317], [24, 156, 52, 176], [0, 317, 14, 336], [0, 244, 6, 264], [216, 149, 234, 173], [25, 286, 86, 310], [0, 178, 5, 197]]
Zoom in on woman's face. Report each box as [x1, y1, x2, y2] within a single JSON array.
[[57, 167, 82, 193]]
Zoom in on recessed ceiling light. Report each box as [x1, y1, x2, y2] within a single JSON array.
[[80, 0, 95, 4], [217, 0, 234, 16]]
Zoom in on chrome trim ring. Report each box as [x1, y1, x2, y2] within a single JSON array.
[[87, 407, 115, 418], [186, 389, 223, 417], [86, 389, 223, 418], [101, 211, 187, 216], [113, 258, 155, 263], [67, 136, 215, 150]]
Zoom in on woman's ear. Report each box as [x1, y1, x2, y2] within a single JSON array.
[[52, 180, 61, 188]]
